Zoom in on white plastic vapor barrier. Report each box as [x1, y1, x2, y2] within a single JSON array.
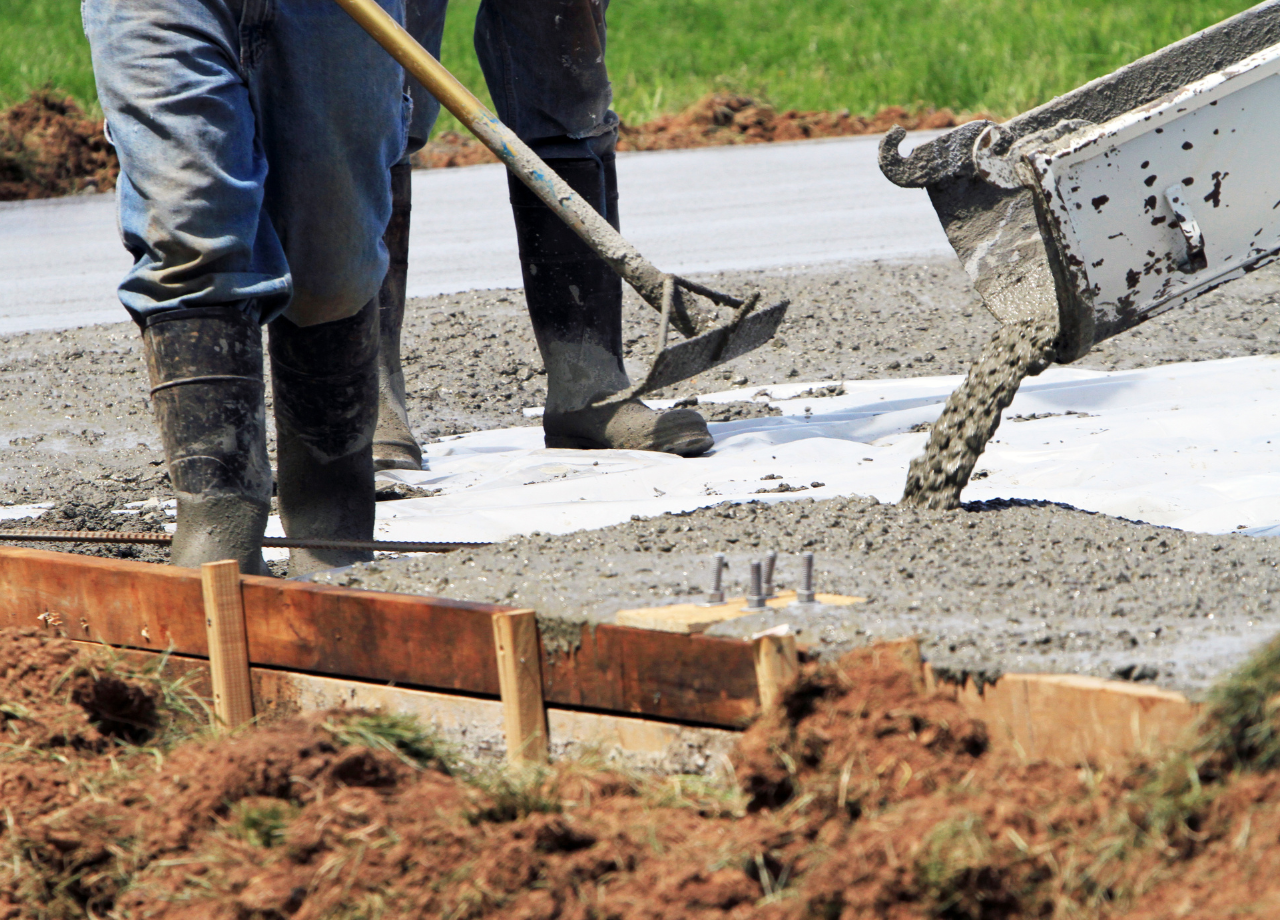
[[279, 354, 1280, 547]]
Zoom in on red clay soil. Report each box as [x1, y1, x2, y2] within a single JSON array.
[[415, 93, 990, 168], [0, 90, 117, 201], [2, 625, 1278, 919]]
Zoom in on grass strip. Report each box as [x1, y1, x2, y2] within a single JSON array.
[[0, 0, 1257, 126]]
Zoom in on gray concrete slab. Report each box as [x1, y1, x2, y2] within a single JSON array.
[[0, 132, 950, 334], [0, 193, 133, 335]]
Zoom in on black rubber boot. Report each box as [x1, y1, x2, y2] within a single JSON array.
[[509, 155, 712, 457], [269, 299, 379, 577], [373, 162, 424, 471], [141, 308, 271, 575]]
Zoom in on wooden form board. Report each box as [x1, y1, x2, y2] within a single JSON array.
[[2, 547, 760, 728], [4, 547, 1202, 764], [926, 664, 1201, 765], [97, 647, 737, 767]]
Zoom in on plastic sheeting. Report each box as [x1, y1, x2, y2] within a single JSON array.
[[353, 354, 1280, 545]]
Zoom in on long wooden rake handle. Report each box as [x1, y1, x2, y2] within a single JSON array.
[[331, 0, 724, 338]]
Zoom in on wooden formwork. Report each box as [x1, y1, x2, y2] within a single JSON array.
[[0, 547, 1202, 766]]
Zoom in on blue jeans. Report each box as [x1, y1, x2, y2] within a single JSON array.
[[84, 0, 409, 327], [403, 0, 619, 162]]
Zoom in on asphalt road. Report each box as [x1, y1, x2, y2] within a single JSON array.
[[0, 132, 949, 335]]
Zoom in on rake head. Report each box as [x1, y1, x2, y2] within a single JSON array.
[[600, 274, 789, 405]]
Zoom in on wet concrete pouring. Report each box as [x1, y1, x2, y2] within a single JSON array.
[[901, 319, 1059, 512], [5, 257, 1280, 697]]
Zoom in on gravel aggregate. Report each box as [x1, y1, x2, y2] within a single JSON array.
[[5, 256, 1280, 695]]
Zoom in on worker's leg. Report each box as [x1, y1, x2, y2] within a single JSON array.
[[269, 301, 380, 576], [374, 0, 449, 472], [372, 160, 423, 470], [250, 0, 409, 574], [475, 0, 712, 455], [82, 0, 280, 573]]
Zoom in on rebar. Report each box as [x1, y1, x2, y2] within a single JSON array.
[[747, 561, 766, 610], [0, 530, 479, 554], [797, 551, 816, 604]]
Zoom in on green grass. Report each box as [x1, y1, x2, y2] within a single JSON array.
[[0, 0, 96, 112], [1, 0, 1258, 128]]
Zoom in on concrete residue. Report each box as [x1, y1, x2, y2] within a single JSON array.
[[7, 260, 1280, 700], [901, 319, 1058, 510], [317, 494, 1280, 699]]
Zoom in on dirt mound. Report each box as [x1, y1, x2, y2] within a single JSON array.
[[617, 93, 989, 152], [0, 90, 117, 201], [0, 629, 158, 751], [414, 92, 990, 168], [7, 627, 1280, 918]]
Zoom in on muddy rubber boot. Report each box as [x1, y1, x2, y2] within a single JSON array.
[[141, 308, 271, 575], [269, 299, 379, 577], [509, 156, 713, 457], [373, 162, 423, 471]]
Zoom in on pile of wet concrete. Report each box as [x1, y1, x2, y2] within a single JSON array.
[[319, 492, 1280, 698], [5, 257, 1280, 696]]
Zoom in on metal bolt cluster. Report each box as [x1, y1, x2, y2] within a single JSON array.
[[704, 551, 819, 606]]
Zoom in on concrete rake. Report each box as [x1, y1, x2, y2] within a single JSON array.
[[333, 0, 787, 398]]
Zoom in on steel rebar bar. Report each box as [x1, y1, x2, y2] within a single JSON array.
[[0, 530, 480, 554]]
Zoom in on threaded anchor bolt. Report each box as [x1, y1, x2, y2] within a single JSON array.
[[797, 551, 816, 604], [747, 561, 766, 609], [705, 553, 726, 604], [763, 550, 777, 597]]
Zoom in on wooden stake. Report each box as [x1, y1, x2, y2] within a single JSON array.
[[492, 609, 548, 764], [876, 637, 925, 693], [201, 560, 254, 730], [753, 633, 799, 711]]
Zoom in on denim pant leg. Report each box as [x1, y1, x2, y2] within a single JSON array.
[[82, 0, 291, 325], [474, 0, 620, 160], [250, 0, 410, 327], [403, 0, 450, 159]]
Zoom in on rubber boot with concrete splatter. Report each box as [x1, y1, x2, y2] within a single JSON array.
[[373, 162, 423, 471], [509, 156, 713, 457], [142, 308, 271, 575], [269, 299, 379, 577]]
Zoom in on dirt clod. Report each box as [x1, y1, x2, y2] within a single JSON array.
[[413, 93, 989, 167], [9, 628, 1280, 918], [0, 629, 159, 750], [0, 90, 117, 201]]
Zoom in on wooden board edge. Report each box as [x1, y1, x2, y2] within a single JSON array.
[[616, 591, 865, 634], [90, 645, 738, 771], [239, 572, 522, 616], [924, 661, 1202, 764]]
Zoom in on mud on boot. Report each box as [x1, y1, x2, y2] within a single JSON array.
[[141, 308, 271, 575], [509, 150, 714, 458], [269, 299, 380, 577], [373, 162, 423, 472], [544, 398, 712, 456]]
